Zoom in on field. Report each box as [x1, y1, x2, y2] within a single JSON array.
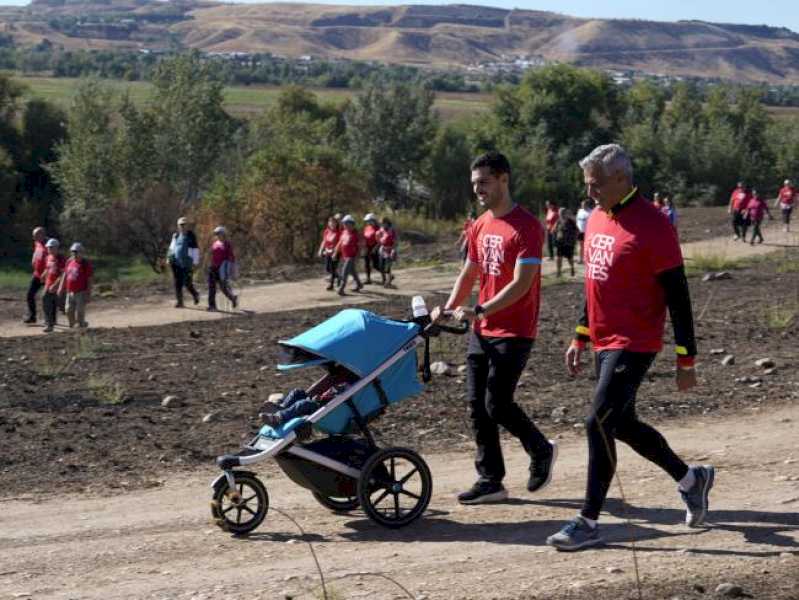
[[15, 75, 493, 121]]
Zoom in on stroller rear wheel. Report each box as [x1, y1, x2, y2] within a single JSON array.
[[357, 447, 432, 528], [211, 471, 269, 535], [311, 492, 360, 513]]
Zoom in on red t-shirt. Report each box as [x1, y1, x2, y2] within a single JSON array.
[[584, 194, 683, 353], [747, 197, 767, 222], [779, 186, 795, 207], [322, 227, 339, 254], [210, 239, 235, 268], [462, 218, 474, 236], [44, 254, 66, 289], [64, 258, 94, 293], [378, 228, 396, 248], [363, 224, 379, 249], [32, 241, 47, 279], [467, 205, 544, 339], [545, 207, 559, 232], [729, 188, 749, 211], [338, 229, 359, 259]]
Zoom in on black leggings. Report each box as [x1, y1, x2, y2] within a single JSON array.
[[170, 263, 198, 304], [466, 332, 549, 483], [581, 350, 688, 521], [750, 219, 764, 243], [26, 276, 43, 320]]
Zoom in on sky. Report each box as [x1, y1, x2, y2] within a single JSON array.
[[0, 0, 797, 33]]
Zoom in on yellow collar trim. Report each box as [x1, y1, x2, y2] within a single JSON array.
[[609, 187, 638, 217]]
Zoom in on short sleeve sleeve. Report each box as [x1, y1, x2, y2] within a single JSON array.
[[515, 218, 544, 265]]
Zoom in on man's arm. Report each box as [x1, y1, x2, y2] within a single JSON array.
[[657, 265, 698, 391], [477, 261, 537, 317], [441, 260, 480, 313], [566, 300, 590, 376]]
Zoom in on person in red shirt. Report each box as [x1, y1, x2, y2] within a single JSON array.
[[746, 190, 772, 245], [362, 213, 380, 285], [41, 238, 66, 333], [317, 215, 341, 291], [207, 226, 239, 311], [23, 226, 48, 324], [775, 179, 796, 232], [431, 151, 555, 505], [334, 214, 362, 296], [377, 217, 397, 288], [544, 201, 559, 261], [546, 144, 712, 552], [728, 182, 751, 241], [58, 242, 93, 329]]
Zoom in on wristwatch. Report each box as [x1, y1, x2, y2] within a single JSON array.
[[474, 304, 486, 318]]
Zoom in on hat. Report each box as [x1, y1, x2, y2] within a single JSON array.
[[333, 213, 342, 221], [786, 179, 792, 186], [364, 213, 377, 222], [70, 242, 83, 253], [177, 217, 188, 226], [342, 214, 355, 224], [32, 226, 46, 237], [45, 238, 60, 248], [213, 226, 226, 235]]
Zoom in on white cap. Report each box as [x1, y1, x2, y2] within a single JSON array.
[[342, 214, 355, 224], [70, 242, 83, 252], [364, 213, 377, 222], [45, 238, 59, 248], [177, 217, 188, 225], [785, 179, 792, 186], [213, 226, 226, 235]]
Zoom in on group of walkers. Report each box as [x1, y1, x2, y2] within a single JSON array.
[[166, 217, 239, 312], [728, 180, 796, 244], [431, 146, 712, 552], [318, 213, 397, 296], [23, 227, 93, 332]]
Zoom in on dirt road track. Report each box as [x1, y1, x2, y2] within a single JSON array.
[[1, 224, 796, 339], [1, 403, 797, 600]]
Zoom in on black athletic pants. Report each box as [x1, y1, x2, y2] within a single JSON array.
[[207, 266, 235, 308], [466, 332, 550, 483], [750, 219, 764, 243], [733, 212, 749, 240], [26, 276, 43, 320], [171, 263, 198, 305], [581, 350, 689, 521]]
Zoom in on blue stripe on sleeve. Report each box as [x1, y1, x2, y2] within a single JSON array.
[[517, 257, 542, 265]]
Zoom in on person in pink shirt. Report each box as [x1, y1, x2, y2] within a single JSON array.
[[362, 213, 380, 285], [42, 238, 66, 333], [24, 226, 48, 324], [207, 226, 239, 311], [334, 214, 362, 296], [545, 201, 559, 261], [377, 217, 397, 288], [58, 242, 93, 329], [317, 215, 341, 291], [746, 190, 772, 245]]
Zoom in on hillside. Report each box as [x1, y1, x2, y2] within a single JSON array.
[[2, 1, 799, 82]]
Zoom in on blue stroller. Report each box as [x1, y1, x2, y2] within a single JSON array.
[[210, 298, 467, 534]]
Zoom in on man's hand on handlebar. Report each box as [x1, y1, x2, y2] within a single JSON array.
[[452, 306, 477, 323], [430, 305, 444, 323]]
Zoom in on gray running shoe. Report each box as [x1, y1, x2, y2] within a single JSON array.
[[546, 517, 603, 551], [457, 481, 508, 505], [680, 465, 715, 527]]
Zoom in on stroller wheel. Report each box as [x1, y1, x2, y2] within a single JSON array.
[[357, 447, 432, 528], [311, 492, 360, 513], [211, 471, 269, 535]]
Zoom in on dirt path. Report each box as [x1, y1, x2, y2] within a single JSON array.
[[1, 223, 796, 339], [1, 403, 797, 600]]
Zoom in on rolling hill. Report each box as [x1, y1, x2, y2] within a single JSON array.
[[2, 1, 799, 83]]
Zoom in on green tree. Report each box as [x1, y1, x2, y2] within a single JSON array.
[[425, 126, 473, 219], [345, 84, 438, 206]]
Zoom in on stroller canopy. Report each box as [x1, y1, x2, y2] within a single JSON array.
[[278, 309, 419, 376]]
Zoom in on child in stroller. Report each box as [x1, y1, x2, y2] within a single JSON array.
[[259, 367, 354, 428]]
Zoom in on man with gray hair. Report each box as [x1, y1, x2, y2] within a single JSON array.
[[23, 226, 48, 324], [547, 144, 714, 551]]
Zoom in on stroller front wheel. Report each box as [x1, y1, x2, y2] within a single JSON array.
[[211, 471, 269, 535], [357, 447, 432, 528]]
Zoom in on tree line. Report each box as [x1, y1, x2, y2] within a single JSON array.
[[2, 56, 798, 270]]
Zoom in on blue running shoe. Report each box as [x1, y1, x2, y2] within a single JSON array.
[[680, 465, 715, 527], [546, 516, 603, 551]]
